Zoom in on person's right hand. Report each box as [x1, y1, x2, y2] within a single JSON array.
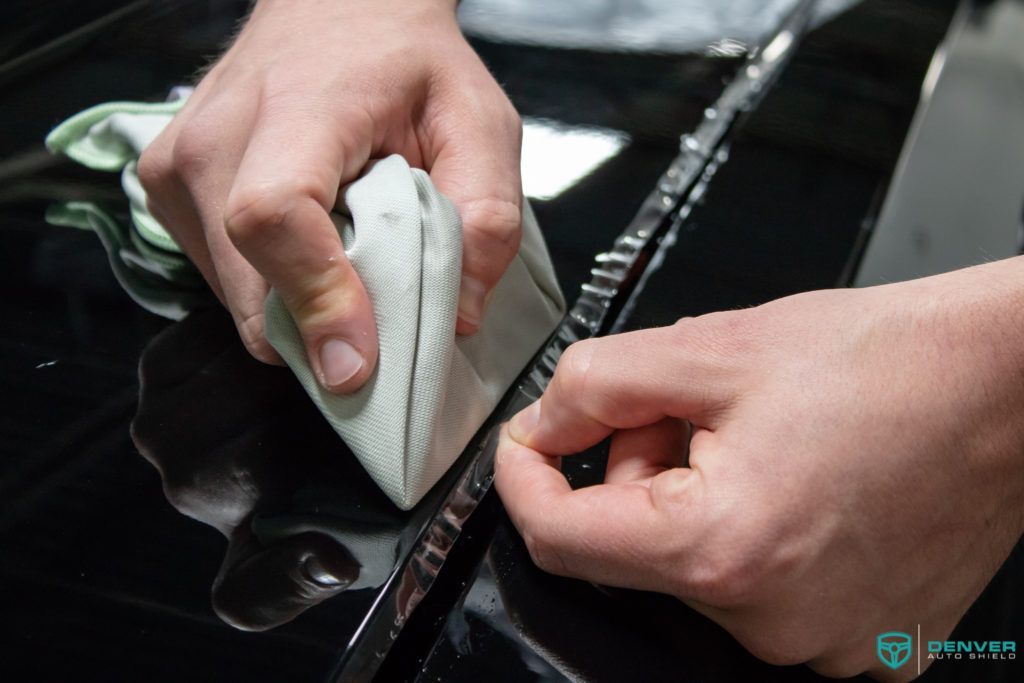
[[138, 0, 523, 393], [496, 257, 1024, 680]]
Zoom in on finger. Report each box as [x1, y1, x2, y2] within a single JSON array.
[[139, 106, 225, 303], [427, 87, 523, 334], [604, 418, 689, 486], [145, 88, 283, 364], [178, 101, 282, 364], [509, 321, 740, 455], [141, 162, 223, 302], [213, 531, 358, 632], [225, 104, 377, 394], [494, 425, 705, 595]]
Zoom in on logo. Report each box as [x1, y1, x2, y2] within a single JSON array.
[[877, 631, 913, 670], [927, 639, 1016, 660]]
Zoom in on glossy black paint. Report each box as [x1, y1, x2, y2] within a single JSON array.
[[0, 0, 1020, 682]]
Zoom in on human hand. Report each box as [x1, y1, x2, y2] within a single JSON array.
[[495, 258, 1024, 680], [138, 0, 523, 392]]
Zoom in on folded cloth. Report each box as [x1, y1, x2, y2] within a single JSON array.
[[45, 201, 208, 320], [47, 96, 566, 509]]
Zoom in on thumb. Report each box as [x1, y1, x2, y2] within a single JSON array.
[[225, 106, 378, 394], [213, 531, 358, 631], [494, 424, 707, 596], [509, 320, 740, 455]]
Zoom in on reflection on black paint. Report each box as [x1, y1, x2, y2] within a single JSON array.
[[2, 0, 1019, 681], [132, 309, 407, 631]]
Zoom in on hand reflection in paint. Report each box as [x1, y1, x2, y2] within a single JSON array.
[[131, 309, 406, 631]]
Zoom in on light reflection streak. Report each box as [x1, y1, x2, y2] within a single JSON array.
[[520, 118, 629, 201]]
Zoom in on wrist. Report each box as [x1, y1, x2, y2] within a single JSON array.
[[933, 256, 1024, 379], [253, 0, 459, 18], [240, 0, 463, 57], [915, 257, 1024, 515]]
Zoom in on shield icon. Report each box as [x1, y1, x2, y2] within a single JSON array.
[[876, 631, 913, 670]]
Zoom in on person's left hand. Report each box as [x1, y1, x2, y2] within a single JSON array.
[[495, 258, 1024, 680], [137, 0, 523, 392]]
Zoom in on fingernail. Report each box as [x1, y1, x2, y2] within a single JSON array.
[[302, 555, 350, 588], [319, 338, 363, 389], [458, 276, 487, 329], [509, 400, 541, 444]]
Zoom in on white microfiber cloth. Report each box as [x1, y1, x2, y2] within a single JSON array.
[[47, 95, 566, 509]]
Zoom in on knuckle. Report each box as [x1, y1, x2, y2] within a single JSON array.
[[493, 99, 522, 138], [648, 468, 697, 512], [675, 494, 793, 607], [137, 142, 174, 195], [522, 528, 567, 576], [473, 79, 518, 124], [235, 312, 279, 365], [666, 313, 760, 400], [551, 339, 597, 403], [807, 656, 868, 680], [223, 187, 284, 246], [671, 309, 760, 359], [553, 338, 628, 426], [287, 281, 364, 330], [504, 105, 522, 133], [170, 121, 216, 180], [373, 41, 419, 73], [741, 631, 819, 668], [461, 197, 522, 253], [684, 543, 761, 607], [521, 530, 546, 569], [331, 105, 375, 161], [745, 634, 815, 667], [224, 176, 329, 247]]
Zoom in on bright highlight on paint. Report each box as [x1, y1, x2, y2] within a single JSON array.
[[521, 118, 629, 201]]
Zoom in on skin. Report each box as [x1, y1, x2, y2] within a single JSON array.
[[496, 257, 1024, 680], [137, 0, 522, 392]]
